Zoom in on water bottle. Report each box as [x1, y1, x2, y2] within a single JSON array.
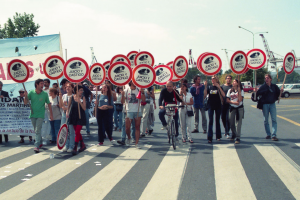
[[49, 153, 54, 159]]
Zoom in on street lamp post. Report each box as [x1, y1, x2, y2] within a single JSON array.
[[238, 26, 268, 89]]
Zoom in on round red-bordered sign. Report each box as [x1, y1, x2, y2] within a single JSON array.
[[167, 61, 181, 82], [173, 56, 188, 79], [64, 57, 89, 83], [110, 54, 131, 66], [127, 51, 138, 67], [283, 52, 295, 75], [43, 55, 65, 80], [8, 59, 30, 83], [103, 61, 110, 80], [230, 51, 248, 75], [197, 52, 209, 73], [132, 64, 156, 88], [241, 66, 250, 74], [57, 124, 68, 150], [247, 49, 266, 70], [134, 51, 155, 67], [154, 65, 173, 85], [108, 62, 132, 86], [198, 53, 222, 76], [89, 63, 106, 86]]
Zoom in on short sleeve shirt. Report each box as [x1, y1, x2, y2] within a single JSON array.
[[27, 90, 50, 118], [207, 85, 222, 109], [226, 89, 244, 108], [124, 88, 139, 112], [180, 92, 193, 110], [98, 94, 114, 107]]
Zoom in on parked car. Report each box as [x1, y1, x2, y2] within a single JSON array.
[[243, 85, 253, 93], [282, 84, 300, 98]]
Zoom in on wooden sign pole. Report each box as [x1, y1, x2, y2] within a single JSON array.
[[77, 84, 81, 119], [278, 74, 287, 103], [22, 83, 33, 114]]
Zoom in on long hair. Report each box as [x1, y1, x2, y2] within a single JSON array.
[[212, 75, 220, 85], [73, 85, 83, 95], [233, 79, 243, 91], [103, 84, 112, 104]]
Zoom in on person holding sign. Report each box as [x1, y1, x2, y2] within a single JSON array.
[[253, 74, 283, 141], [48, 88, 62, 143], [204, 75, 225, 143], [226, 79, 244, 144], [24, 79, 54, 153], [66, 85, 87, 155]]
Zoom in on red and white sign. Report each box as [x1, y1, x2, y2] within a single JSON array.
[[230, 51, 248, 75], [110, 54, 131, 66], [197, 53, 222, 76], [57, 124, 68, 150], [283, 52, 295, 75], [154, 65, 173, 85], [63, 57, 89, 83], [43, 55, 65, 80], [89, 63, 106, 86], [103, 61, 110, 80], [132, 64, 156, 88], [7, 59, 30, 83], [173, 56, 188, 78], [242, 66, 250, 74], [134, 51, 155, 67], [167, 61, 180, 82], [196, 52, 209, 73], [108, 62, 132, 86], [247, 49, 266, 70], [127, 51, 138, 67]]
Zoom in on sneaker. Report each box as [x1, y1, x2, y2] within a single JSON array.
[[135, 144, 141, 149], [67, 148, 73, 153], [226, 135, 231, 139], [117, 140, 126, 145], [97, 142, 104, 146], [34, 147, 39, 153], [78, 145, 86, 152], [161, 125, 168, 130], [272, 137, 278, 141], [191, 129, 199, 133], [149, 129, 153, 135], [131, 139, 135, 143], [62, 146, 67, 152], [140, 133, 146, 137], [235, 138, 240, 144], [126, 139, 131, 146], [266, 135, 271, 139], [230, 136, 236, 141], [110, 139, 114, 144], [87, 132, 90, 136], [39, 144, 43, 148]]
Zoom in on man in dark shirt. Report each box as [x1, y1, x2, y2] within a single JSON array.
[[221, 75, 233, 138], [254, 74, 283, 141], [158, 81, 182, 138], [0, 81, 9, 143]]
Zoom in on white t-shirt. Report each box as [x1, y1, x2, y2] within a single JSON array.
[[115, 93, 122, 104], [49, 96, 62, 120], [62, 94, 73, 112], [226, 89, 244, 108], [124, 88, 139, 112], [180, 92, 193, 110]]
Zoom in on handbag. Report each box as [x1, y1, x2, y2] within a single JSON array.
[[115, 103, 123, 111], [184, 94, 194, 116]]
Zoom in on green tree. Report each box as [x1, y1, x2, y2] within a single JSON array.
[[275, 70, 300, 84], [0, 12, 40, 39], [185, 67, 206, 83], [240, 67, 269, 85]]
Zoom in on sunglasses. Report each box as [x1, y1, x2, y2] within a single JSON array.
[[19, 91, 24, 93]]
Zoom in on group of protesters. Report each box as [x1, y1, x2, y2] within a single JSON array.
[[0, 72, 283, 152]]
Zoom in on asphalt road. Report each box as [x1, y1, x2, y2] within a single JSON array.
[[0, 96, 299, 200]]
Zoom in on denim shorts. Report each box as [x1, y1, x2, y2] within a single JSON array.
[[126, 112, 142, 119]]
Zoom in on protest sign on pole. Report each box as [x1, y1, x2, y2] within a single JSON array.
[[108, 62, 132, 86], [43, 55, 65, 87], [57, 124, 68, 150], [110, 54, 131, 66], [132, 64, 156, 88], [134, 51, 155, 67], [230, 51, 248, 75], [173, 56, 188, 79], [127, 51, 138, 68], [154, 65, 173, 85], [197, 52, 222, 76], [166, 61, 180, 82]]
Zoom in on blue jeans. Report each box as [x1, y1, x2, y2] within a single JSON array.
[[50, 120, 61, 142], [61, 112, 75, 150], [221, 104, 231, 135], [262, 103, 277, 137], [208, 108, 222, 140], [121, 112, 135, 142], [159, 108, 179, 137], [114, 106, 123, 129], [85, 107, 90, 134]]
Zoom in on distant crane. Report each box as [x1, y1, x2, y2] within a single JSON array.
[[188, 49, 197, 68], [90, 47, 97, 66], [221, 49, 230, 69]]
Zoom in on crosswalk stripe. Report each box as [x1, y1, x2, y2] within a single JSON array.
[[0, 147, 57, 180], [296, 143, 300, 147], [0, 145, 110, 199], [214, 144, 256, 200], [254, 144, 300, 199], [0, 146, 32, 160], [139, 147, 189, 200], [65, 145, 152, 200]]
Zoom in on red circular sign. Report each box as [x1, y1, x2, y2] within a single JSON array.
[[230, 51, 248, 75], [247, 49, 266, 70], [103, 61, 110, 80], [63, 57, 89, 83], [57, 124, 68, 150], [43, 55, 65, 80], [8, 59, 30, 83], [173, 56, 188, 79], [110, 54, 131, 66], [198, 53, 222, 76], [127, 51, 138, 67], [283, 52, 295, 75], [108, 62, 132, 86], [89, 63, 106, 86], [134, 51, 155, 67], [196, 52, 209, 73], [167, 61, 180, 82], [132, 64, 156, 88], [154, 65, 173, 85], [241, 66, 250, 74]]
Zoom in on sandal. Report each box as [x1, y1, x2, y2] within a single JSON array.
[[189, 140, 194, 143], [18, 139, 25, 143], [182, 139, 186, 143], [208, 140, 212, 143]]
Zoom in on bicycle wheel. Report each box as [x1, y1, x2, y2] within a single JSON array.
[[171, 120, 176, 150]]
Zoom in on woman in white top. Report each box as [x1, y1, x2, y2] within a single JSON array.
[[179, 84, 194, 143], [48, 88, 62, 143], [226, 79, 244, 144]]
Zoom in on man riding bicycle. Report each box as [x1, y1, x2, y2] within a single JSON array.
[[158, 81, 183, 139]]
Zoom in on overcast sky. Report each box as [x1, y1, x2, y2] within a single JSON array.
[[1, 0, 300, 71]]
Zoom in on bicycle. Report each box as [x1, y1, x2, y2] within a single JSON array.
[[164, 104, 184, 150]]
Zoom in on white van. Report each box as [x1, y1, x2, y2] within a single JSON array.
[[282, 83, 300, 98], [241, 81, 252, 88]]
